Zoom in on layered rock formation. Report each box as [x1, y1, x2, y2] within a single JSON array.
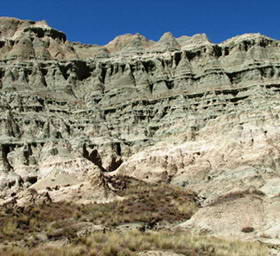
[[1, 17, 280, 244]]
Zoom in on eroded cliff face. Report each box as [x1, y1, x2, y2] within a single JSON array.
[[1, 17, 280, 241]]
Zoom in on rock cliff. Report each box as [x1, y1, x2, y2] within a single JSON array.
[[1, 17, 280, 244]]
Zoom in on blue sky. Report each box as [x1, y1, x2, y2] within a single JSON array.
[[2, 0, 280, 45]]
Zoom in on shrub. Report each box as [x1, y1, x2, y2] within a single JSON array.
[[241, 227, 255, 233]]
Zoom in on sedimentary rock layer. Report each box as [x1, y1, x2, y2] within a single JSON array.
[[1, 17, 280, 241]]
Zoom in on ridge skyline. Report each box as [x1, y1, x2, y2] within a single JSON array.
[[2, 0, 280, 46], [0, 16, 277, 49]]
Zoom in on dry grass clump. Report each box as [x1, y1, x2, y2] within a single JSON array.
[[81, 182, 199, 226], [0, 202, 82, 243], [0, 180, 199, 245], [208, 189, 265, 207], [0, 230, 269, 256]]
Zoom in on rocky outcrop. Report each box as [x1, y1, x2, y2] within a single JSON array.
[[2, 17, 280, 243], [0, 17, 76, 60]]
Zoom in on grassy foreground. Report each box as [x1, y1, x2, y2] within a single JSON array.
[[0, 230, 268, 256], [0, 177, 270, 255], [0, 181, 199, 244]]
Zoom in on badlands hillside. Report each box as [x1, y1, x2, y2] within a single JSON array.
[[0, 17, 279, 255]]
